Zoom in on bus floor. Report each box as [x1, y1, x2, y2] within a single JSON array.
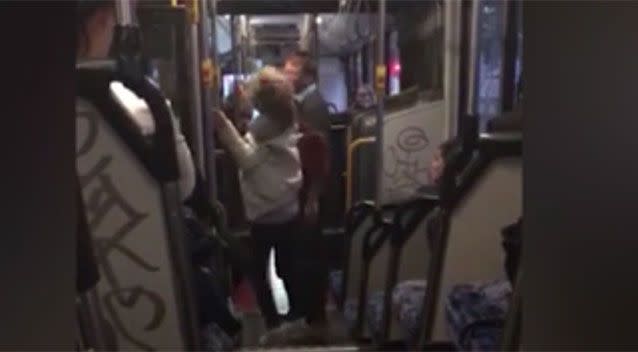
[[240, 346, 360, 352], [231, 252, 351, 348]]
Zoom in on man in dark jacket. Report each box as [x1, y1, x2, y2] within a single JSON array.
[[283, 50, 332, 139]]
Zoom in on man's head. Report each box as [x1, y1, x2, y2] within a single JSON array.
[[283, 50, 317, 93]]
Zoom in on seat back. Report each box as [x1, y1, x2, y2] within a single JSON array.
[[380, 196, 439, 342], [348, 99, 445, 206], [348, 208, 393, 340], [343, 99, 445, 341], [349, 139, 377, 207], [340, 202, 379, 310], [76, 64, 199, 351], [431, 158, 522, 342], [380, 100, 445, 205]]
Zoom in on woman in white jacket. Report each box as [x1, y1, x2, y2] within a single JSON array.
[[214, 67, 303, 331]]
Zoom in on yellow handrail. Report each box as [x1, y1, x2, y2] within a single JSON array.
[[345, 137, 376, 210]]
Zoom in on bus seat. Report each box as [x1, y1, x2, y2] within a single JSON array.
[[348, 86, 422, 141], [430, 143, 521, 345], [348, 99, 445, 206], [380, 100, 444, 205], [392, 280, 427, 341], [444, 280, 511, 351], [333, 196, 436, 344], [331, 201, 380, 309], [337, 96, 446, 343], [332, 203, 392, 340], [376, 195, 438, 343], [343, 290, 386, 337], [76, 63, 199, 351], [339, 277, 427, 344]]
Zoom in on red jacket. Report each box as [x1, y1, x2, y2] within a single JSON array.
[[297, 122, 331, 219]]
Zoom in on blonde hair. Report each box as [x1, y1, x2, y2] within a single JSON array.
[[245, 66, 296, 130]]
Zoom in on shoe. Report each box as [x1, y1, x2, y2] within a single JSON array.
[[258, 319, 328, 347]]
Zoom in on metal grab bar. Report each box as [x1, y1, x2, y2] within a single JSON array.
[[413, 135, 521, 349], [378, 195, 439, 345], [353, 216, 393, 340], [349, 196, 440, 343], [337, 201, 378, 310]]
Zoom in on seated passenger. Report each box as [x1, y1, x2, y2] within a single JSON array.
[[213, 67, 303, 332], [77, 0, 195, 201], [77, 1, 241, 348], [109, 82, 196, 200], [350, 84, 376, 114], [428, 140, 456, 186]]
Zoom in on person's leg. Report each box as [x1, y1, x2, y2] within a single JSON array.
[[259, 221, 333, 347], [250, 224, 282, 329], [302, 220, 329, 326], [273, 219, 301, 321]]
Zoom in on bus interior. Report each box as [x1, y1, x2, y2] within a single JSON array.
[[75, 0, 523, 351]]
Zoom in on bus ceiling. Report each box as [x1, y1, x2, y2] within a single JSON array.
[[216, 0, 430, 15]]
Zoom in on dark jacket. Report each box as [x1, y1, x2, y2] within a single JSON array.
[[297, 122, 331, 222], [297, 89, 332, 139]]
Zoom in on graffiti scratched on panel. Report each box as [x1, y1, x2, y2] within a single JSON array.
[[76, 108, 166, 351]]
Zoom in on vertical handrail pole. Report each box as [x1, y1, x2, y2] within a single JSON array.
[[114, 0, 133, 26], [466, 0, 480, 117], [374, 0, 386, 206], [186, 0, 206, 180], [443, 0, 461, 139], [230, 14, 237, 74], [313, 13, 320, 84], [201, 0, 219, 198], [501, 0, 520, 112]]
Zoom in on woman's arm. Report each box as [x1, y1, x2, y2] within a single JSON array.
[[214, 110, 266, 170], [169, 112, 197, 201]]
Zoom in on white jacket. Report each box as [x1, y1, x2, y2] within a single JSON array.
[[216, 115, 303, 222]]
